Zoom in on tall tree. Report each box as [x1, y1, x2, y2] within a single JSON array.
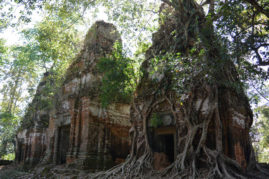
[[0, 44, 39, 159], [0, 5, 81, 158]]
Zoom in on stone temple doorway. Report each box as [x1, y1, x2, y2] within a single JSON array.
[[153, 130, 175, 163], [148, 113, 176, 170], [57, 125, 70, 164]]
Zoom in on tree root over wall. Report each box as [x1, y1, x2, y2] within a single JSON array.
[[92, 84, 269, 179]]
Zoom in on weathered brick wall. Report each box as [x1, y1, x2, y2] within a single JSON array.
[[15, 72, 52, 166], [16, 21, 131, 170], [42, 21, 131, 170], [16, 128, 47, 166]]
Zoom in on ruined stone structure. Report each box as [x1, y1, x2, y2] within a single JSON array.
[[16, 128, 47, 166], [16, 21, 131, 170], [15, 3, 269, 178], [16, 72, 51, 166], [94, 2, 263, 179], [130, 4, 254, 168]]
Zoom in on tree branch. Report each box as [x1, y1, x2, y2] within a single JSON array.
[[243, 0, 269, 18], [161, 0, 173, 7], [252, 47, 269, 66]]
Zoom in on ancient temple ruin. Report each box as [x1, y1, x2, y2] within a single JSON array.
[[93, 2, 259, 178], [16, 72, 51, 166], [148, 113, 176, 170], [16, 21, 131, 170], [15, 2, 269, 178]]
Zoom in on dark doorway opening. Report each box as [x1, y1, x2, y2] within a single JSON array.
[[152, 134, 175, 163], [57, 125, 70, 164], [148, 113, 176, 170]]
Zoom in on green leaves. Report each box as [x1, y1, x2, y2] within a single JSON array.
[[252, 105, 269, 162], [24, 13, 80, 71], [215, 0, 269, 67], [0, 112, 20, 158], [0, 38, 7, 65], [150, 113, 163, 128], [97, 41, 139, 107], [102, 0, 160, 53]]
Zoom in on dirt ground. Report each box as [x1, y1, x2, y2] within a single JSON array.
[[0, 165, 30, 179]]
